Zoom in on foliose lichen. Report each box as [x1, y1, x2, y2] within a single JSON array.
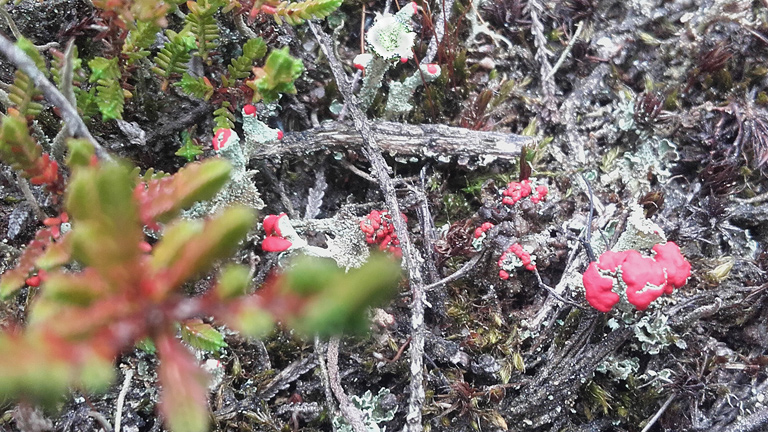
[[634, 314, 687, 355], [333, 388, 397, 432]]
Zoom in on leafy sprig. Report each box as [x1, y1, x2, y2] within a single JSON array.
[[152, 30, 195, 90], [9, 38, 46, 117], [88, 57, 125, 121], [227, 37, 267, 80], [247, 47, 304, 102], [186, 0, 220, 63], [259, 0, 342, 25]]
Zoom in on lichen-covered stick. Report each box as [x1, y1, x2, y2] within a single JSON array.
[[309, 21, 427, 432], [249, 120, 531, 162], [0, 34, 112, 162]]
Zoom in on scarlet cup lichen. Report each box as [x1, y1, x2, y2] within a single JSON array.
[[582, 242, 691, 312]]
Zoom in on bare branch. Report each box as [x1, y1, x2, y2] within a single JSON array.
[[251, 120, 531, 163], [309, 22, 427, 432]]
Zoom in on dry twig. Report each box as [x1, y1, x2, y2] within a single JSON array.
[[327, 337, 367, 432], [309, 22, 427, 432], [251, 120, 530, 162]]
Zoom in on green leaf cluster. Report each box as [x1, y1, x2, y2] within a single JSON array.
[[278, 255, 401, 337], [185, 0, 220, 63], [0, 112, 41, 173], [152, 30, 195, 84], [213, 101, 236, 130], [269, 0, 343, 25], [123, 21, 162, 64], [176, 73, 214, 100], [176, 130, 204, 161], [88, 57, 125, 121], [227, 38, 267, 80], [249, 47, 304, 103], [52, 45, 99, 120], [9, 38, 46, 117]]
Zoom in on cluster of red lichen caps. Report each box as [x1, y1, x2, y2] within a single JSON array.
[[262, 213, 292, 252], [474, 222, 494, 239], [497, 243, 536, 280], [501, 179, 548, 206], [359, 210, 404, 259], [582, 242, 691, 312]]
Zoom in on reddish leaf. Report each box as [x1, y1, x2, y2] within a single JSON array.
[[66, 164, 144, 289], [156, 333, 210, 432], [0, 227, 56, 298], [134, 159, 232, 229], [151, 206, 254, 294]]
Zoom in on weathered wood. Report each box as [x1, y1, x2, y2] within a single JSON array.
[[249, 121, 533, 162]]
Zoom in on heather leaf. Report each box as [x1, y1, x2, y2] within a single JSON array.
[[35, 234, 73, 270], [65, 138, 96, 168], [9, 70, 44, 117], [0, 227, 56, 298], [89, 57, 125, 121], [181, 320, 227, 352], [0, 113, 64, 192], [42, 269, 107, 306], [220, 296, 274, 337], [0, 333, 75, 406], [95, 79, 125, 121], [243, 37, 267, 60], [157, 334, 210, 432], [213, 102, 236, 131], [137, 338, 157, 354], [8, 39, 46, 116], [77, 352, 116, 393], [214, 264, 251, 299], [135, 159, 232, 227], [123, 21, 161, 64], [283, 255, 401, 336], [152, 206, 255, 290], [150, 219, 203, 271], [66, 164, 144, 288], [0, 113, 41, 174], [152, 30, 193, 87], [88, 57, 120, 83], [268, 0, 343, 25], [17, 37, 47, 73]]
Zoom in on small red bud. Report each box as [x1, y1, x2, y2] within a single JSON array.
[[243, 104, 257, 116], [400, 57, 408, 63], [139, 241, 152, 253], [43, 217, 60, 227], [25, 275, 41, 287], [277, 130, 284, 140]]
